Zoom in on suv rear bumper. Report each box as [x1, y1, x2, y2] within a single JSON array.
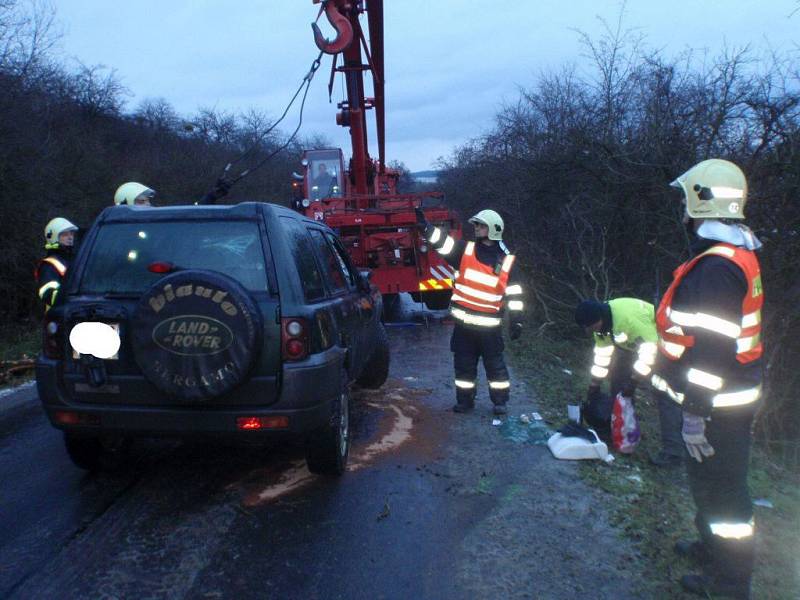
[[36, 347, 347, 437]]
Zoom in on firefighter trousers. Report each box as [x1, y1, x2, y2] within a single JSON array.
[[687, 407, 756, 591], [450, 323, 509, 408]]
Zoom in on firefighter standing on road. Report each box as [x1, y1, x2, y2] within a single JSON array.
[[653, 159, 763, 599], [36, 218, 78, 312], [416, 207, 524, 415], [575, 298, 684, 466]]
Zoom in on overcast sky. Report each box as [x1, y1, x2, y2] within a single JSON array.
[[54, 1, 799, 172]]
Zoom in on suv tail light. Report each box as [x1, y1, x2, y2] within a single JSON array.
[[43, 319, 64, 359], [281, 317, 308, 361]]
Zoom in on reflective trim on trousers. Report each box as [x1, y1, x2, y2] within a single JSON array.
[[489, 380, 510, 389], [709, 519, 754, 540], [505, 284, 523, 295], [455, 379, 476, 389], [591, 365, 609, 379], [450, 308, 502, 327]]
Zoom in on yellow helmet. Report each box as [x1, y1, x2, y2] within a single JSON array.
[[44, 217, 78, 249], [114, 182, 155, 206], [671, 159, 747, 220], [469, 209, 504, 240]]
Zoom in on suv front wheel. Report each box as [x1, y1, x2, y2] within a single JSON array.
[[305, 375, 350, 476]]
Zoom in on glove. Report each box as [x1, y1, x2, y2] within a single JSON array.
[[682, 411, 715, 462], [213, 177, 232, 198], [509, 322, 522, 340]]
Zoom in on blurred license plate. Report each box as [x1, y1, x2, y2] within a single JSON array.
[[71, 322, 120, 360]]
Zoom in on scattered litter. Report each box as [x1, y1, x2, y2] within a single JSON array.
[[531, 412, 543, 421], [547, 426, 614, 462], [562, 369, 573, 375], [753, 499, 773, 509], [492, 419, 502, 426], [626, 475, 642, 483], [519, 414, 531, 424], [403, 376, 418, 381], [497, 416, 552, 445], [377, 498, 391, 521]]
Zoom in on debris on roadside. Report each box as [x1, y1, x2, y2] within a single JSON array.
[[492, 419, 502, 426], [753, 498, 773, 509], [377, 498, 391, 521], [562, 368, 573, 375]]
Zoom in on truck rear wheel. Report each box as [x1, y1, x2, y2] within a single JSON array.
[[305, 375, 351, 476]]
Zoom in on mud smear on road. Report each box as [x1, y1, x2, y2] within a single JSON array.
[[233, 379, 433, 507]]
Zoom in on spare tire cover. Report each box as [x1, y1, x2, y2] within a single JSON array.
[[132, 270, 263, 400]]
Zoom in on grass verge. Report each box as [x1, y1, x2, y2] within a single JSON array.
[[509, 334, 800, 599], [0, 320, 40, 387]]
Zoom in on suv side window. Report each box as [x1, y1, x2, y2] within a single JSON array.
[[309, 229, 348, 294], [325, 233, 358, 287], [281, 218, 326, 301]]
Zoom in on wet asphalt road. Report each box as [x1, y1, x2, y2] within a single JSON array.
[[0, 301, 647, 600]]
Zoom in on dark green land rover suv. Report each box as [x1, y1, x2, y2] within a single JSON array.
[[36, 202, 389, 475]]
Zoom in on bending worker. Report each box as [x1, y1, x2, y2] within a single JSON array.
[[653, 159, 763, 599], [575, 298, 683, 466], [36, 218, 78, 312], [415, 207, 524, 415]]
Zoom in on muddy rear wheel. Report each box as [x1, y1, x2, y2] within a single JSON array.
[[305, 376, 351, 476]]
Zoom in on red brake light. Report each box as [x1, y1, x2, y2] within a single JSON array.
[[281, 318, 308, 361], [236, 416, 289, 430], [148, 261, 174, 274]]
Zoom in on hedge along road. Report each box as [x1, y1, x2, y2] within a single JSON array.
[[0, 304, 646, 600]]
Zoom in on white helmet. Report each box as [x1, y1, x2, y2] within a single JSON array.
[[671, 159, 748, 220], [44, 217, 78, 249], [114, 182, 155, 206], [469, 209, 504, 240]]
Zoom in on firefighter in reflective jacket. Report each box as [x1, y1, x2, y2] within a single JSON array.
[[575, 298, 683, 465], [36, 218, 78, 312], [653, 159, 763, 599], [416, 207, 523, 415]]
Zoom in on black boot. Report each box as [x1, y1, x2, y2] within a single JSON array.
[[650, 450, 683, 468], [453, 403, 474, 413], [492, 404, 508, 416]]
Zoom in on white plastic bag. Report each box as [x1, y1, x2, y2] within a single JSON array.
[[547, 428, 613, 463]]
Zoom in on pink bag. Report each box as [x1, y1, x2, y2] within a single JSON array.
[[611, 392, 641, 453]]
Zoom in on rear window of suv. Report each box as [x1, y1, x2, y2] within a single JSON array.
[[79, 221, 269, 294]]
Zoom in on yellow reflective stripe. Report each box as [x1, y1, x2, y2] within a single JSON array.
[[455, 379, 476, 389], [637, 342, 658, 365], [454, 283, 503, 302], [42, 256, 67, 276], [713, 386, 761, 408], [709, 186, 744, 200], [668, 308, 741, 338], [687, 368, 724, 391], [651, 374, 685, 403], [505, 284, 523, 296], [464, 241, 475, 256], [741, 311, 761, 328], [489, 381, 510, 389], [507, 300, 523, 311], [593, 355, 612, 368], [659, 339, 687, 358], [451, 293, 498, 311], [429, 227, 442, 244], [709, 519, 754, 539], [427, 279, 443, 290], [418, 282, 427, 291], [594, 345, 615, 356], [705, 245, 736, 258], [737, 334, 760, 353], [501, 255, 515, 273], [463, 268, 499, 287], [591, 365, 609, 379], [38, 281, 60, 299], [438, 236, 455, 256], [451, 308, 502, 327], [633, 360, 651, 376]]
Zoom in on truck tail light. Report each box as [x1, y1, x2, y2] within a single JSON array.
[[281, 318, 309, 361], [43, 319, 64, 359]]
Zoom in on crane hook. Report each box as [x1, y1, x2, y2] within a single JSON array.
[[312, 1, 354, 55]]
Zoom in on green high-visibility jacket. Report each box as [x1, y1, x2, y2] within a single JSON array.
[[590, 298, 657, 382]]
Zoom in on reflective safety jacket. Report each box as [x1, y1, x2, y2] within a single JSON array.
[[653, 241, 763, 417], [422, 224, 524, 328], [589, 298, 658, 384], [35, 251, 70, 312]]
